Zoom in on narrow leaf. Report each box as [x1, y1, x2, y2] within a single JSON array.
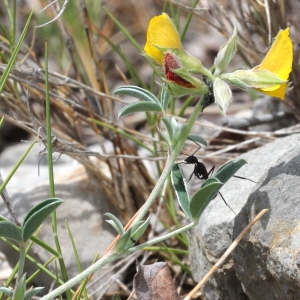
[[131, 216, 150, 241], [173, 125, 187, 146], [161, 116, 175, 142], [0, 11, 34, 93], [13, 273, 26, 300], [211, 159, 247, 185], [189, 178, 222, 220], [130, 221, 144, 233], [160, 88, 171, 111], [0, 221, 22, 242], [171, 164, 192, 219], [22, 198, 63, 242], [187, 134, 208, 147], [195, 159, 248, 212], [114, 85, 160, 104], [0, 136, 39, 194], [104, 213, 125, 235], [0, 287, 13, 297], [118, 101, 162, 118], [23, 287, 44, 300], [115, 229, 134, 253]]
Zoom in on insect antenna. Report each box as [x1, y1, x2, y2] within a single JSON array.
[[187, 137, 202, 156]]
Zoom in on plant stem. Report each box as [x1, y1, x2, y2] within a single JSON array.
[[132, 96, 205, 225], [44, 40, 71, 298], [129, 222, 195, 252], [39, 250, 120, 300]]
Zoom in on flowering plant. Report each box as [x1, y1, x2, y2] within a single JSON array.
[[144, 13, 293, 115], [107, 13, 294, 290], [112, 14, 294, 229]]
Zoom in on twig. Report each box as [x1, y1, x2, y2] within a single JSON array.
[[184, 208, 269, 300], [35, 0, 69, 28], [264, 0, 272, 45]]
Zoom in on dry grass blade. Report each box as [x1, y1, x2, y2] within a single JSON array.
[[183, 208, 269, 300], [0, 61, 154, 224]]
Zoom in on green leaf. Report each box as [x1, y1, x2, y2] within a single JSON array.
[[171, 164, 192, 219], [13, 273, 26, 300], [0, 135, 39, 195], [0, 10, 34, 94], [23, 287, 44, 300], [211, 159, 247, 185], [22, 198, 63, 242], [111, 294, 122, 300], [187, 134, 208, 147], [114, 229, 134, 253], [189, 178, 222, 220], [173, 125, 187, 147], [214, 27, 237, 76], [0, 287, 13, 297], [130, 220, 144, 233], [160, 88, 171, 112], [114, 85, 160, 104], [104, 213, 125, 235], [118, 101, 162, 118], [161, 116, 180, 142], [198, 159, 248, 206], [0, 221, 22, 242], [131, 216, 150, 241]]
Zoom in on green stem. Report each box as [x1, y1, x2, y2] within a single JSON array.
[[132, 96, 205, 225], [39, 251, 120, 300], [39, 222, 194, 300], [129, 222, 195, 252], [44, 41, 70, 298]]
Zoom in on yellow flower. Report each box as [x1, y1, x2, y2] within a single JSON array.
[[144, 13, 183, 65], [255, 28, 293, 100]]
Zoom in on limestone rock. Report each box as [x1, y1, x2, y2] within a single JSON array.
[[188, 134, 300, 300]]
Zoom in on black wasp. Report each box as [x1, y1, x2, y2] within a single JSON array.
[[179, 137, 255, 214]]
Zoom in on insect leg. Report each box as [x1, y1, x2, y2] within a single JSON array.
[[184, 171, 194, 183], [207, 165, 215, 177], [233, 175, 256, 183], [218, 192, 236, 215]]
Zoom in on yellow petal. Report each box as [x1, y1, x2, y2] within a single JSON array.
[[144, 13, 182, 65], [255, 28, 293, 100]]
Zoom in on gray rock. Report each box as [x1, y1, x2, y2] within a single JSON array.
[[0, 143, 117, 296], [250, 97, 297, 132], [188, 133, 300, 300], [232, 146, 300, 300]]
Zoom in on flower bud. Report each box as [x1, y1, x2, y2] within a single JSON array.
[[213, 78, 232, 115], [164, 52, 194, 88], [214, 27, 237, 76], [162, 52, 208, 97], [222, 69, 286, 89]]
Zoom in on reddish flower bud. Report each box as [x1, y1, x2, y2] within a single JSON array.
[[164, 53, 195, 88]]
